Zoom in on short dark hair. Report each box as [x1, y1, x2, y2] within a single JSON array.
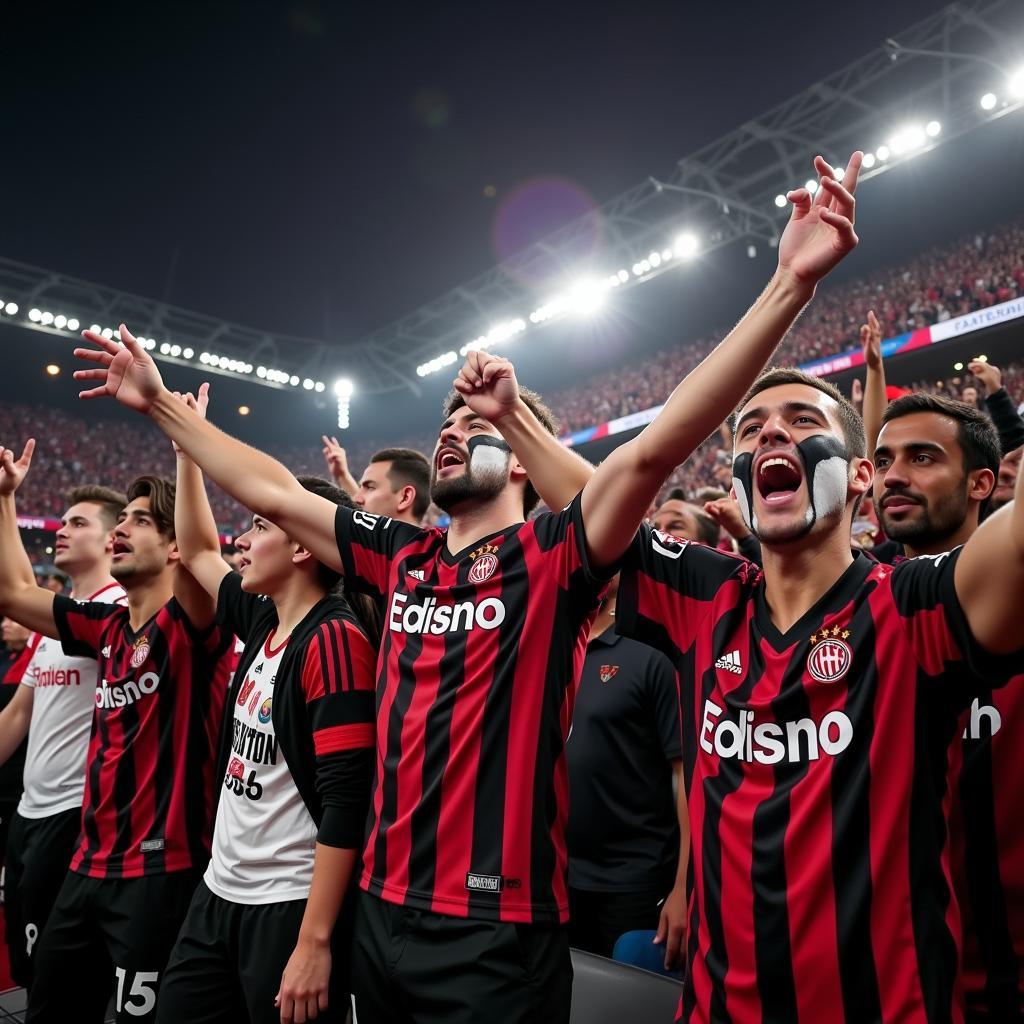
[[693, 486, 728, 504], [662, 487, 688, 503], [734, 367, 867, 459], [67, 484, 126, 529], [296, 476, 381, 646], [881, 393, 1000, 514], [442, 386, 559, 515], [125, 477, 175, 539], [370, 448, 431, 519]]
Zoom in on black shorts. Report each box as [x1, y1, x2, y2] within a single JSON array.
[[156, 881, 350, 1024], [25, 868, 201, 1024], [3, 807, 81, 989], [350, 890, 572, 1024]]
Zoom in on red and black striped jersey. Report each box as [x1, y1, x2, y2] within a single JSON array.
[[335, 496, 607, 924], [949, 677, 1024, 1019], [53, 595, 232, 879], [617, 530, 1022, 1024]]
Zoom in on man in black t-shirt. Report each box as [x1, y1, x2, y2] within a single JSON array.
[[566, 575, 685, 966]]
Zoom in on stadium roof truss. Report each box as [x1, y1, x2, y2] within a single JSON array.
[[1, 0, 1021, 398]]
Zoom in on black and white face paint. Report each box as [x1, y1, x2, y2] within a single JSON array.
[[467, 434, 512, 489], [732, 434, 849, 537]]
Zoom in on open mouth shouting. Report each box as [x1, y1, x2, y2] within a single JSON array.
[[755, 452, 804, 508], [111, 540, 133, 560], [435, 446, 467, 474]]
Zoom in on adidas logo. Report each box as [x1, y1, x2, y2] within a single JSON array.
[[101, 646, 112, 658], [408, 569, 426, 581], [714, 650, 743, 675]]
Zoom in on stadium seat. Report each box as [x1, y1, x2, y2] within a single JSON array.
[[570, 947, 683, 1024], [612, 929, 684, 980]]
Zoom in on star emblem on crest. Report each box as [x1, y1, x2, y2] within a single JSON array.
[[469, 543, 500, 561]]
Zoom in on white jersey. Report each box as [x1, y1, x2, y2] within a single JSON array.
[[204, 633, 317, 904], [19, 582, 126, 819]]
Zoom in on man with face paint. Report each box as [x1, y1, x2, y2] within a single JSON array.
[[70, 321, 609, 1020], [473, 164, 1024, 1024]]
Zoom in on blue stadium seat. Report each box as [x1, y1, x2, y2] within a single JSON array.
[[570, 947, 683, 1024], [611, 929, 684, 980]]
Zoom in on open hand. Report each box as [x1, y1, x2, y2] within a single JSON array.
[[778, 152, 862, 289], [74, 324, 166, 414], [170, 383, 210, 454], [452, 351, 521, 423], [861, 309, 882, 370]]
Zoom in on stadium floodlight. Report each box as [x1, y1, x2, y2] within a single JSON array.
[[200, 353, 210, 364], [673, 232, 700, 259], [160, 343, 171, 355], [954, 361, 964, 371], [45, 364, 60, 377], [67, 318, 79, 331], [617, 268, 629, 283], [925, 120, 942, 137], [238, 405, 250, 416], [416, 350, 458, 377], [101, 328, 113, 339], [861, 153, 876, 169], [334, 378, 354, 398], [40, 311, 54, 325], [302, 378, 314, 390], [289, 375, 299, 386], [182, 347, 193, 359], [875, 145, 891, 161], [28, 308, 41, 322], [774, 194, 787, 208], [1010, 67, 1024, 98], [980, 92, 998, 110], [169, 344, 181, 357], [459, 318, 527, 356], [5, 303, 17, 315], [256, 366, 267, 378], [565, 279, 607, 317], [804, 179, 819, 195], [54, 314, 67, 329], [314, 381, 325, 392], [90, 324, 102, 333], [889, 125, 926, 155]]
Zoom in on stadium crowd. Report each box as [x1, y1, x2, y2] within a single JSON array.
[[0, 154, 1022, 1024]]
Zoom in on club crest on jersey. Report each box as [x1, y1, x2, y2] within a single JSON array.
[[467, 544, 499, 584], [599, 665, 619, 683], [807, 626, 852, 683], [129, 635, 150, 668], [258, 697, 273, 725]]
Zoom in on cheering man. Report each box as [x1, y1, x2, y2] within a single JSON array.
[[0, 443, 231, 1024]]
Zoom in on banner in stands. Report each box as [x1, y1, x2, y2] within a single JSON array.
[[559, 295, 1024, 448]]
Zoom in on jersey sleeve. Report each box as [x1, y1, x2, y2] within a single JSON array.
[[646, 648, 683, 762], [890, 547, 1024, 688], [617, 524, 755, 662], [52, 594, 124, 660], [215, 570, 272, 642], [334, 506, 425, 601], [299, 616, 377, 848], [530, 491, 619, 593]]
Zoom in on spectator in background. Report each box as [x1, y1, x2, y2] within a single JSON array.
[[968, 359, 1024, 456], [566, 575, 687, 969], [322, 439, 430, 526], [36, 573, 67, 595], [651, 489, 718, 546], [993, 446, 1023, 513]]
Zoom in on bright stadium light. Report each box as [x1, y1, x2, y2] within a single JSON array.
[[861, 152, 876, 169], [54, 314, 67, 329], [28, 308, 41, 322], [67, 317, 79, 331], [314, 381, 325, 393], [925, 120, 942, 137], [774, 194, 787, 208], [5, 303, 18, 315], [169, 344, 181, 357], [182, 347, 193, 359], [416, 351, 457, 377], [980, 92, 998, 110], [566, 279, 607, 316], [303, 378, 314, 390], [889, 125, 926, 155], [160, 343, 171, 355], [875, 145, 891, 161], [673, 232, 699, 259], [333, 378, 354, 397], [40, 311, 54, 325], [1010, 68, 1024, 98]]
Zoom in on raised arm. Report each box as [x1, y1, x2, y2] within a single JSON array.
[[461, 153, 862, 566], [172, 385, 231, 618], [860, 310, 887, 456], [73, 329, 341, 573], [0, 442, 59, 638], [953, 447, 1024, 653], [321, 436, 360, 496]]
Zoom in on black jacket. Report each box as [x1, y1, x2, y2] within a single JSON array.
[[215, 572, 375, 848]]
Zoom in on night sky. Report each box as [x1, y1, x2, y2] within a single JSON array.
[[4, 0, 1021, 443]]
